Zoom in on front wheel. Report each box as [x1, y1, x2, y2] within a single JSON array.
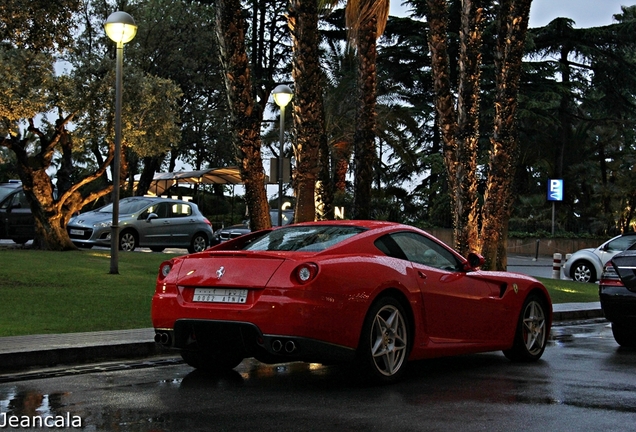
[[188, 233, 208, 253], [355, 296, 411, 384], [611, 322, 636, 347], [119, 230, 138, 252], [503, 294, 549, 362], [570, 260, 596, 283]]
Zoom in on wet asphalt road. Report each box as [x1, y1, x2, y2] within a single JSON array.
[[0, 322, 634, 432]]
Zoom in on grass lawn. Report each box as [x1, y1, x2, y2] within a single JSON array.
[[0, 249, 601, 337], [0, 248, 175, 337]]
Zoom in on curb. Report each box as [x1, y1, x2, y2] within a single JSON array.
[[0, 305, 605, 374]]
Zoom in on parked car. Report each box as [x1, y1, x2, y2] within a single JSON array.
[[0, 181, 35, 244], [152, 220, 552, 383], [563, 233, 636, 283], [67, 196, 214, 253], [599, 249, 636, 347], [210, 209, 294, 245]]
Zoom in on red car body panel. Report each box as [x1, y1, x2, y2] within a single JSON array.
[[151, 220, 552, 364]]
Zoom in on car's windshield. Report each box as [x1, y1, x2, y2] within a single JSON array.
[[0, 186, 16, 202], [243, 225, 365, 252], [97, 199, 155, 215]]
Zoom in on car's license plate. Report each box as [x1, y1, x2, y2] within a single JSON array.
[[192, 288, 247, 303], [70, 229, 84, 236]]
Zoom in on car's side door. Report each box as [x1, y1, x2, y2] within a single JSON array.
[[2, 190, 34, 242], [380, 232, 508, 344], [165, 203, 197, 247], [138, 202, 173, 246]]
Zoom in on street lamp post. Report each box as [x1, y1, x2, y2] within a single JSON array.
[[104, 11, 137, 274], [272, 85, 293, 227]]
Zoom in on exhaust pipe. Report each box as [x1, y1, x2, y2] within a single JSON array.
[[285, 340, 296, 353], [272, 339, 283, 352], [154, 332, 170, 345]]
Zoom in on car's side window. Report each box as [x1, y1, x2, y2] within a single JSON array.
[[170, 203, 192, 218], [377, 232, 461, 270], [607, 236, 636, 252], [17, 191, 29, 208]]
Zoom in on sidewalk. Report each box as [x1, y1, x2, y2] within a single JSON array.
[[0, 303, 604, 373]]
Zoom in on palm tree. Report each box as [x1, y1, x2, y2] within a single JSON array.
[[215, 0, 271, 230], [288, 0, 328, 222], [345, 0, 390, 219]]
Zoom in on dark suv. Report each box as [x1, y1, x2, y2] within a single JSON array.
[[0, 181, 35, 244]]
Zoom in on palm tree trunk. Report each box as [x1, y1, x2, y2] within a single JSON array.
[[215, 0, 271, 230], [426, 0, 481, 256], [288, 0, 326, 223], [480, 0, 532, 270], [353, 16, 378, 219]]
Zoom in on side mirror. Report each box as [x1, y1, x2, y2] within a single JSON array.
[[146, 213, 158, 222], [464, 252, 485, 271]]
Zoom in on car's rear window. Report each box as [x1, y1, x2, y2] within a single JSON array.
[[0, 186, 16, 202], [243, 225, 365, 252]]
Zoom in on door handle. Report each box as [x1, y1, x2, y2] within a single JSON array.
[[418, 271, 427, 279]]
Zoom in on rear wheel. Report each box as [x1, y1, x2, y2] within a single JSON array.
[[355, 296, 411, 384], [180, 345, 243, 371], [188, 233, 208, 253], [503, 294, 549, 361], [611, 322, 636, 347], [570, 260, 596, 283], [119, 230, 137, 251]]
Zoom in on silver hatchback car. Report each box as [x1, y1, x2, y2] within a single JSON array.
[[67, 197, 214, 253]]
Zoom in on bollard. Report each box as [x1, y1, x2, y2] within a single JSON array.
[[533, 239, 540, 261], [552, 253, 562, 279]]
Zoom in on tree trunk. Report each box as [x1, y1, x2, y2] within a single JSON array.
[[426, 0, 481, 256], [352, 16, 379, 220], [288, 0, 326, 223], [479, 0, 532, 270], [215, 0, 271, 230], [2, 115, 113, 250]]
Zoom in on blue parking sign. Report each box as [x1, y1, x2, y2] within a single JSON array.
[[548, 179, 563, 201]]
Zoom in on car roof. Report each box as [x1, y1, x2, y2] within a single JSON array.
[[0, 182, 22, 189]]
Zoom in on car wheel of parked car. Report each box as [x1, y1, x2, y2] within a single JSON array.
[[611, 322, 636, 347], [180, 344, 244, 371], [188, 233, 208, 253], [570, 260, 596, 283], [355, 296, 411, 383], [503, 294, 549, 361], [119, 230, 138, 252]]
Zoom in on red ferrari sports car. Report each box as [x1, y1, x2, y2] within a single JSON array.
[[152, 220, 552, 383]]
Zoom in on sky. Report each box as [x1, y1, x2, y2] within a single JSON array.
[[390, 0, 636, 28]]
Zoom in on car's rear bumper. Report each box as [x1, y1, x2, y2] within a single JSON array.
[[599, 286, 636, 323], [154, 319, 356, 365]]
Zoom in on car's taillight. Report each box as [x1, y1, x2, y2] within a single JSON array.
[[294, 263, 319, 284], [159, 261, 172, 280], [599, 262, 623, 287], [601, 263, 620, 280], [203, 217, 212, 226]]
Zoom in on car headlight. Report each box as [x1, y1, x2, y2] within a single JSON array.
[[95, 221, 112, 228]]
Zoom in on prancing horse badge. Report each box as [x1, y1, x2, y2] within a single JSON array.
[[216, 266, 225, 279]]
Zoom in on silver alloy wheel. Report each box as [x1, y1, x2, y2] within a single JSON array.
[[191, 234, 207, 253], [120, 232, 136, 251], [369, 304, 408, 377], [572, 262, 592, 282], [522, 300, 547, 356]]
